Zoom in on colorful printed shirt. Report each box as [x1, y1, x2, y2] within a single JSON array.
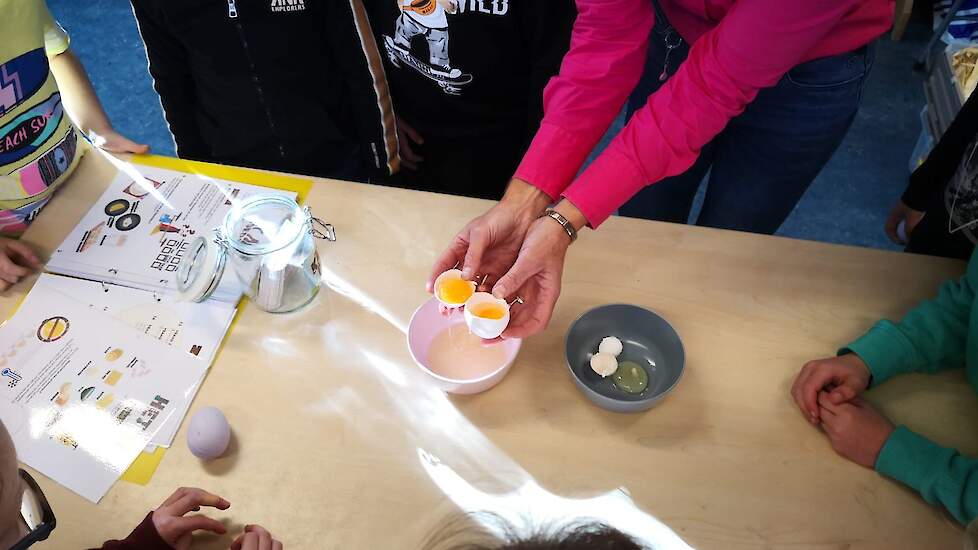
[[0, 0, 86, 236]]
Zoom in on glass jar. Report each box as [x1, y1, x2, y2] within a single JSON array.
[[176, 194, 335, 313]]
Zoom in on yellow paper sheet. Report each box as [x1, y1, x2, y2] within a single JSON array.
[[121, 446, 167, 485]]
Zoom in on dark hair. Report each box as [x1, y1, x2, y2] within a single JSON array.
[[421, 514, 646, 550]]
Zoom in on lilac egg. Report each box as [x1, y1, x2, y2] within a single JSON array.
[[187, 406, 231, 460]]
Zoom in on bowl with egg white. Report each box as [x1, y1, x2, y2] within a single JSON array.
[[408, 297, 522, 394], [565, 304, 685, 413]]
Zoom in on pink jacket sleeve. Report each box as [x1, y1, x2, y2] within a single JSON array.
[[516, 0, 873, 227]]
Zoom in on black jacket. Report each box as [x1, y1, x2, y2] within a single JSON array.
[[905, 91, 978, 211], [130, 0, 399, 180]]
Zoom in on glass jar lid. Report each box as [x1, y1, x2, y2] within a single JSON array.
[[222, 195, 309, 256], [175, 235, 228, 303]]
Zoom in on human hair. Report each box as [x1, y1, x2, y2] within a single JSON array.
[[420, 513, 647, 550]]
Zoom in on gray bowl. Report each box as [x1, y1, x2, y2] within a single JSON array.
[[565, 304, 685, 413]]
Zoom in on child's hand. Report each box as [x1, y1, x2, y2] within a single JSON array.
[[231, 524, 283, 550], [0, 238, 41, 291], [89, 128, 150, 155], [791, 353, 871, 425], [152, 487, 230, 550], [396, 116, 424, 171], [818, 392, 894, 468]]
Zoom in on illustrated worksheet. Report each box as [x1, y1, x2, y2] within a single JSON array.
[[30, 273, 237, 448], [47, 163, 296, 302], [0, 284, 208, 502]]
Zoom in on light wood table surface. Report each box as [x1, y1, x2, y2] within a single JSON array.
[[4, 152, 977, 549]]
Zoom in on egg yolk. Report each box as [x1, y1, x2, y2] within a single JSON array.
[[437, 278, 474, 304], [469, 302, 506, 320]]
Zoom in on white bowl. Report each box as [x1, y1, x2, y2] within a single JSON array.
[[407, 298, 521, 394]]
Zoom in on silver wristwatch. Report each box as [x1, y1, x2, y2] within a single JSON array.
[[541, 208, 578, 243]]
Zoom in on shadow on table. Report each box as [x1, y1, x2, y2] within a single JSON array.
[[189, 521, 244, 550], [203, 430, 241, 476]]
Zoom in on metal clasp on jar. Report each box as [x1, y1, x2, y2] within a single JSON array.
[[311, 217, 336, 241]]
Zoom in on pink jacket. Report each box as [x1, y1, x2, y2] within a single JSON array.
[[514, 0, 895, 227]]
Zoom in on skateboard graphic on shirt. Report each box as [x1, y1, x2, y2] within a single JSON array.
[[383, 35, 472, 95], [384, 0, 473, 96]]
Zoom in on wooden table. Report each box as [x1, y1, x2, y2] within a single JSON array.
[[6, 152, 977, 549]]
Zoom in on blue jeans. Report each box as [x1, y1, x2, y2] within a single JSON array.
[[619, 15, 877, 234]]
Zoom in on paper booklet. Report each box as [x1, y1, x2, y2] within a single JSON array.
[[30, 273, 237, 449], [47, 163, 297, 303], [0, 281, 209, 503]]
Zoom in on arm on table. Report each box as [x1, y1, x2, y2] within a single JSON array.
[[843, 254, 975, 386], [129, 0, 208, 160], [876, 427, 978, 526]]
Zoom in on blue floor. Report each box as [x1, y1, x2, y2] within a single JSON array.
[[48, 0, 931, 251]]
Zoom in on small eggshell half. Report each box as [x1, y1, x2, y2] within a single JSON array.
[[463, 292, 510, 339], [434, 269, 476, 309], [598, 336, 623, 357], [590, 352, 619, 377], [187, 406, 231, 460]]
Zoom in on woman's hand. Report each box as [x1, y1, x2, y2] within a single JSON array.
[[885, 200, 924, 245], [427, 179, 551, 293], [490, 214, 572, 339]]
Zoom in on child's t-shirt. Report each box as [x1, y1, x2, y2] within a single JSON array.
[[367, 0, 575, 142], [0, 0, 86, 236]]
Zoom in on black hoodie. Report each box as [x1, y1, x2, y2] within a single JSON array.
[[130, 0, 399, 181]]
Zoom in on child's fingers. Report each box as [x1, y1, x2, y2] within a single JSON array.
[[817, 391, 841, 415], [173, 514, 227, 536], [232, 533, 257, 550], [0, 254, 31, 279], [4, 240, 40, 267], [0, 270, 19, 286], [829, 384, 857, 404], [168, 488, 229, 515], [161, 487, 189, 507], [399, 119, 424, 144], [801, 371, 829, 422], [790, 368, 813, 417], [245, 525, 274, 550]]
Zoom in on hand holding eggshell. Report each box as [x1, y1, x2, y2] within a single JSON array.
[[463, 292, 511, 339], [187, 406, 231, 460]]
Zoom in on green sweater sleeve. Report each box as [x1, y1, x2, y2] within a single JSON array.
[[842, 260, 974, 386], [876, 426, 978, 525]]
